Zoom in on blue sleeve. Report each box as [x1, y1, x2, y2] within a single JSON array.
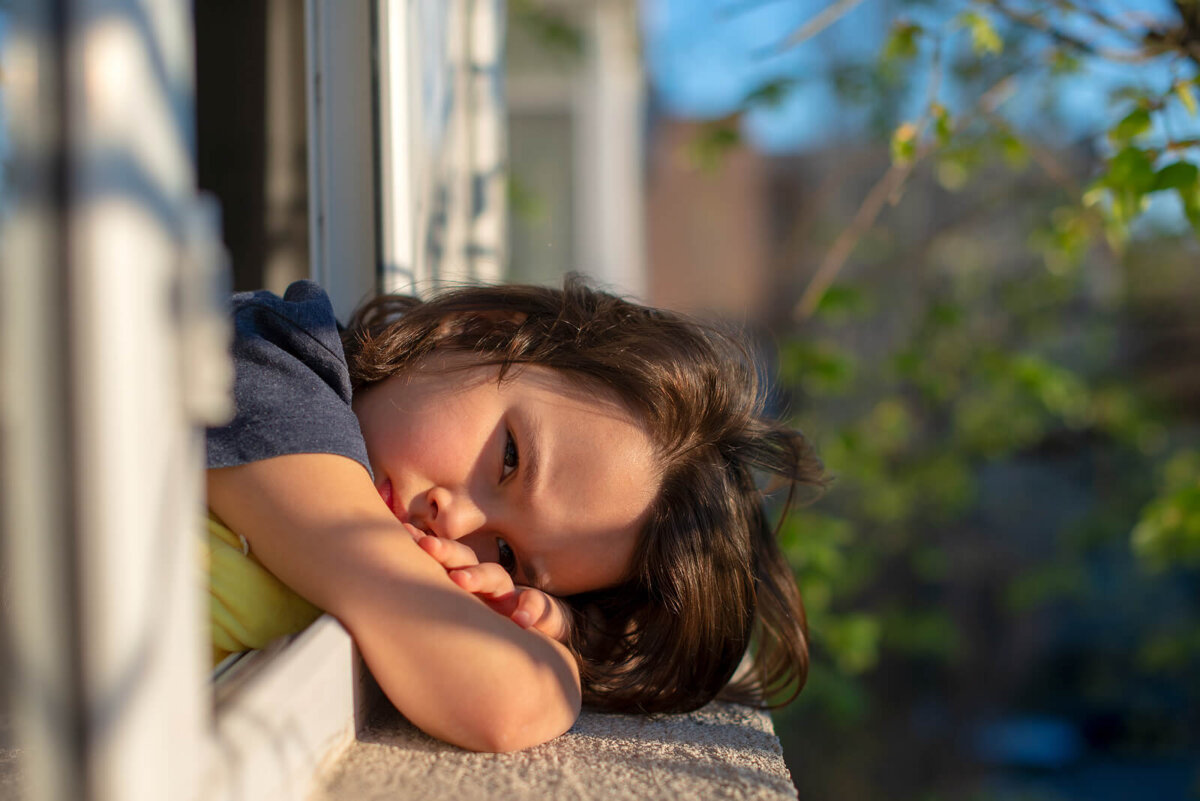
[[206, 280, 372, 476]]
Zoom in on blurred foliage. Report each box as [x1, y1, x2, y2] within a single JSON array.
[[722, 0, 1200, 794], [514, 1, 1200, 790], [1132, 449, 1200, 569], [507, 173, 548, 224], [872, 2, 1200, 249], [508, 0, 584, 58]]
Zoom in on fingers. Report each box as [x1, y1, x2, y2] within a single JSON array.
[[511, 588, 571, 643], [447, 561, 517, 602], [400, 522, 425, 543], [411, 533, 567, 638], [415, 533, 480, 570]]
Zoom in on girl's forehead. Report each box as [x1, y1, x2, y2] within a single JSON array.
[[414, 353, 626, 413]]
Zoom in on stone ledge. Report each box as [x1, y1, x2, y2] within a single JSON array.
[[309, 700, 798, 801]]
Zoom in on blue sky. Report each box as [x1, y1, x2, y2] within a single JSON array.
[[3, 4, 1191, 184], [641, 0, 1191, 154], [642, 0, 845, 152]]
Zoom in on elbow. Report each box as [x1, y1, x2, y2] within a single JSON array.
[[459, 691, 581, 753], [463, 695, 576, 753], [386, 665, 581, 752], [468, 722, 565, 754]]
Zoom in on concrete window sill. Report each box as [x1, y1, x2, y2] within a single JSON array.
[[207, 614, 798, 801], [312, 699, 799, 801]]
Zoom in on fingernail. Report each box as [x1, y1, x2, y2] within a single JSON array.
[[512, 611, 532, 628]]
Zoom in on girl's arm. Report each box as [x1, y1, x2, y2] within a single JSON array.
[[207, 452, 581, 753]]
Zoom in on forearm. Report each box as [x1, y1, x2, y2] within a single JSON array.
[[207, 454, 581, 752]]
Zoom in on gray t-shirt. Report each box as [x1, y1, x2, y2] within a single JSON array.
[[206, 280, 372, 475]]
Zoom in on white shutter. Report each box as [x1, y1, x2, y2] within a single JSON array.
[[1, 1, 221, 799]]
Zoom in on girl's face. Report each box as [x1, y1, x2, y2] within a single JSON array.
[[352, 356, 659, 596]]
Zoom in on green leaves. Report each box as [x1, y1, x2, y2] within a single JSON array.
[[686, 119, 741, 171], [998, 131, 1028, 169], [883, 20, 923, 63], [780, 340, 856, 395], [813, 284, 871, 321], [509, 0, 583, 57], [1153, 161, 1199, 191], [1154, 162, 1200, 233], [743, 78, 797, 110], [507, 174, 547, 223], [1133, 484, 1200, 568], [1104, 145, 1157, 195], [764, 0, 1200, 744], [1174, 79, 1198, 117], [1030, 205, 1091, 275], [957, 11, 1003, 56], [1108, 108, 1153, 146], [881, 608, 961, 662], [889, 106, 952, 169], [890, 121, 918, 165], [822, 614, 882, 674], [1089, 135, 1200, 237], [1133, 451, 1200, 570], [931, 103, 952, 145]]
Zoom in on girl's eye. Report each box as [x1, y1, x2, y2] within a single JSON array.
[[501, 430, 519, 480], [496, 538, 517, 575]]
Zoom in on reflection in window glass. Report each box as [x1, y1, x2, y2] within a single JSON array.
[[0, 8, 8, 217], [0, 13, 14, 796]]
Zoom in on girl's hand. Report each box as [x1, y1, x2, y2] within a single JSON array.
[[411, 527, 572, 643]]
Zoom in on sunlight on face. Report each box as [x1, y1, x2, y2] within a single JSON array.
[[352, 356, 660, 596]]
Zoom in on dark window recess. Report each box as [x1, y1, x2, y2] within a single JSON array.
[[194, 1, 309, 292]]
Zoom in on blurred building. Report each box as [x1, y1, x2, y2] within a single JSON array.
[[645, 119, 773, 321], [506, 0, 645, 299]]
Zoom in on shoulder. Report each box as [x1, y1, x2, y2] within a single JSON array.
[[232, 280, 339, 333], [229, 281, 348, 368], [208, 280, 369, 472]]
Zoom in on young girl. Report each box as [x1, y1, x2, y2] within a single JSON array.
[[206, 277, 824, 752]]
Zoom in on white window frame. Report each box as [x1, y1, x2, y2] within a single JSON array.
[[2, 2, 212, 799], [305, 0, 378, 320], [2, 2, 505, 799], [212, 3, 507, 796], [377, 0, 507, 295]]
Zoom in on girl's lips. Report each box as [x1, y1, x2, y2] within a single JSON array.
[[377, 478, 407, 523]]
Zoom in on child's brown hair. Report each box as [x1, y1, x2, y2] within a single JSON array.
[[343, 276, 825, 713]]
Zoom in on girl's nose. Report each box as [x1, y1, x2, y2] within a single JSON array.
[[421, 486, 485, 540]]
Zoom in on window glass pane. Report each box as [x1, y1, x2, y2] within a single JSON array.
[[507, 112, 575, 285], [0, 6, 9, 217], [0, 8, 13, 789]]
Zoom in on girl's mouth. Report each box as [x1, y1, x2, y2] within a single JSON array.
[[377, 478, 407, 524]]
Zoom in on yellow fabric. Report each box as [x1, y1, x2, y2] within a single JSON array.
[[205, 514, 322, 666]]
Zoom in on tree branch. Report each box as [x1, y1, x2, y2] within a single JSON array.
[[981, 110, 1079, 194], [793, 158, 916, 322], [780, 0, 869, 51], [1052, 0, 1150, 46], [984, 0, 1169, 63], [793, 74, 1019, 322]]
